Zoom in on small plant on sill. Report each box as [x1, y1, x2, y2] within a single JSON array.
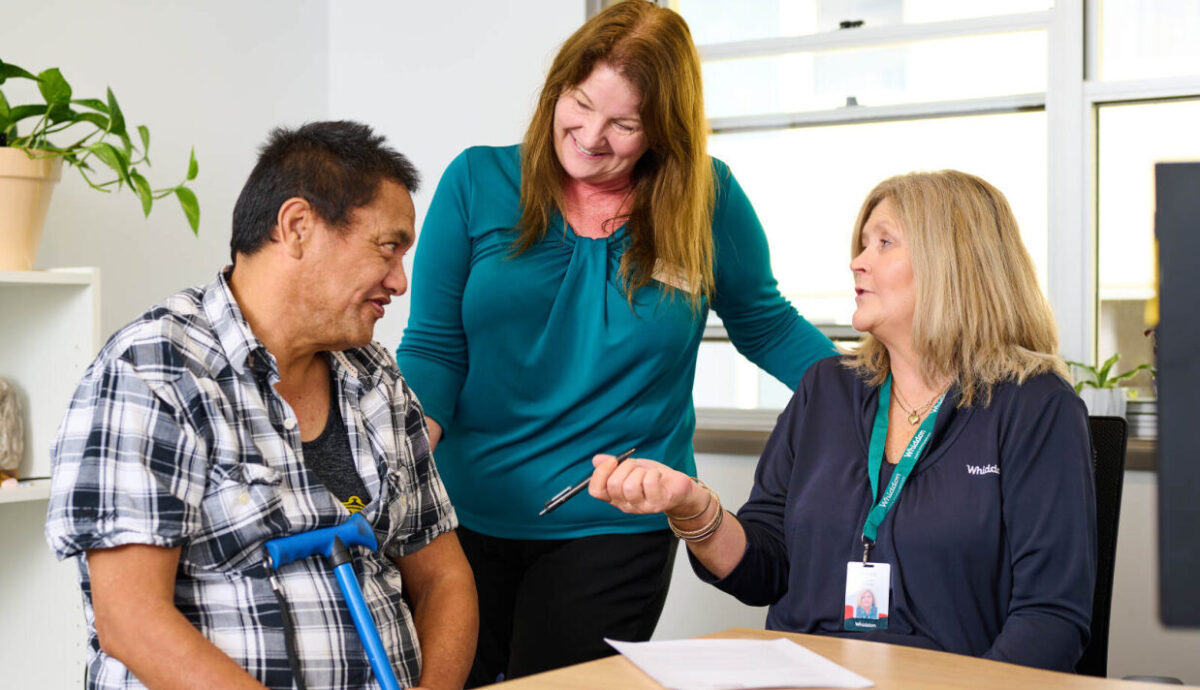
[[1067, 353, 1155, 393]]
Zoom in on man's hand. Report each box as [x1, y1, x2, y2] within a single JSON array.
[[88, 544, 267, 689], [395, 530, 478, 690]]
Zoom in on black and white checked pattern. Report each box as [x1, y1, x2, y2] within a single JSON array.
[[45, 269, 457, 689]]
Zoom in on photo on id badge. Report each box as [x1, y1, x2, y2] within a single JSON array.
[[844, 562, 890, 631]]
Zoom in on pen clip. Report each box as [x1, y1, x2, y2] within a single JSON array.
[[546, 484, 574, 505]]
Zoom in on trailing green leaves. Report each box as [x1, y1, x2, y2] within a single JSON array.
[[105, 87, 125, 137], [7, 104, 47, 121], [0, 58, 200, 234], [130, 170, 153, 217], [0, 59, 36, 84], [85, 142, 131, 187], [174, 186, 200, 234], [75, 112, 109, 130], [37, 68, 71, 104], [72, 98, 109, 113]]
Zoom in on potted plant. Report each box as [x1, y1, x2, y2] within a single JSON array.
[[0, 58, 199, 271], [1067, 353, 1155, 418]]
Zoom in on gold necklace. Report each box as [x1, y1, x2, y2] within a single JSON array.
[[892, 380, 944, 426]]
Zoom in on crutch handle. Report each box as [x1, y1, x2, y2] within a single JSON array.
[[263, 515, 402, 689], [264, 513, 377, 570]]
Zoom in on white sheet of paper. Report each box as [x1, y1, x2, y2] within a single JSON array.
[[606, 637, 874, 690]]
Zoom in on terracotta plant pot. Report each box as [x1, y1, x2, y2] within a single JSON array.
[[0, 148, 63, 271]]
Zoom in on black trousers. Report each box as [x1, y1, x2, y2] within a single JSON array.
[[456, 525, 678, 687]]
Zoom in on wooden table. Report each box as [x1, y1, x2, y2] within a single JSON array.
[[485, 627, 1193, 689]]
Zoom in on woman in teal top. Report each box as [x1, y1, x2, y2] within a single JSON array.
[[396, 2, 834, 685]]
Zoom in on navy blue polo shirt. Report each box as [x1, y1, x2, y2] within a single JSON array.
[[693, 356, 1096, 672]]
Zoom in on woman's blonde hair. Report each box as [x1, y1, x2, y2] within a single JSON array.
[[516, 0, 714, 310], [845, 170, 1068, 406]]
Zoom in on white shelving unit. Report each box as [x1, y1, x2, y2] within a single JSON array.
[[0, 478, 52, 504], [0, 268, 100, 687]]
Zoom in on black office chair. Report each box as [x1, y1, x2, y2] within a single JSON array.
[[1076, 415, 1128, 678]]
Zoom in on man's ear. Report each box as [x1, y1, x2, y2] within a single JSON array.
[[275, 197, 315, 259]]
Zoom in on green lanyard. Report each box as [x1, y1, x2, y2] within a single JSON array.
[[861, 374, 946, 561]]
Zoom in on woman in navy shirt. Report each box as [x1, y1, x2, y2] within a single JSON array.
[[591, 170, 1096, 671]]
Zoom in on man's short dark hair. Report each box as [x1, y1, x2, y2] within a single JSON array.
[[230, 120, 420, 260]]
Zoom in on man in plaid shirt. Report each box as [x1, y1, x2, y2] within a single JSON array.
[[45, 121, 478, 689]]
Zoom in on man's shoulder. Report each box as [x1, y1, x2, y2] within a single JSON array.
[[91, 285, 225, 384]]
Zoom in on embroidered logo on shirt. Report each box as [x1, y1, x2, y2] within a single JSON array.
[[966, 464, 1000, 476]]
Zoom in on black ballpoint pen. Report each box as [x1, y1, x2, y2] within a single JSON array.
[[539, 447, 637, 516]]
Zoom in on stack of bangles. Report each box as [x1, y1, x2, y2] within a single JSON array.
[[666, 477, 723, 543]]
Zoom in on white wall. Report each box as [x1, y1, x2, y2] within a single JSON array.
[[328, 0, 586, 348], [4, 0, 330, 339]]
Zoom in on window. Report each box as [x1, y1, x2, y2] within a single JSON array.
[[662, 0, 1200, 414], [708, 112, 1048, 327], [1096, 0, 1200, 81]]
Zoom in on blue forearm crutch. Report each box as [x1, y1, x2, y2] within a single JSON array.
[[264, 513, 402, 690]]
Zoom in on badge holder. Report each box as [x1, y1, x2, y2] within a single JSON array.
[[845, 539, 890, 631]]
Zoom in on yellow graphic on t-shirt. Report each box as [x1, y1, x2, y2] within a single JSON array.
[[343, 495, 366, 515]]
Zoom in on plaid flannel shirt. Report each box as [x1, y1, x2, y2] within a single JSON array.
[[45, 269, 457, 689]]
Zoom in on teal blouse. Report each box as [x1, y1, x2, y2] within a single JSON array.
[[396, 145, 834, 539]]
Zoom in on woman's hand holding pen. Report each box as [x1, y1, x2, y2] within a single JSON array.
[[590, 454, 745, 577], [587, 454, 706, 518]]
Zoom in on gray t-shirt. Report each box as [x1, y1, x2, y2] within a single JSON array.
[[302, 378, 370, 514]]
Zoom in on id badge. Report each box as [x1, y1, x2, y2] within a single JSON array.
[[844, 561, 890, 631]]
